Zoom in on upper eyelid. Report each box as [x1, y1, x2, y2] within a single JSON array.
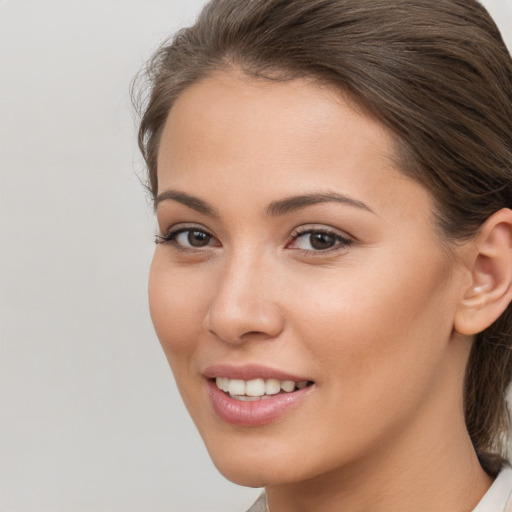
[[292, 227, 347, 235], [157, 222, 355, 244], [155, 225, 220, 250], [290, 225, 354, 240], [289, 230, 353, 244], [155, 224, 218, 244], [160, 222, 214, 236]]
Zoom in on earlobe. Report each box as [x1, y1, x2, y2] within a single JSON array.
[[454, 208, 512, 336]]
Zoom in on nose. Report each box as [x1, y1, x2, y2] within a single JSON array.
[[204, 253, 285, 344]]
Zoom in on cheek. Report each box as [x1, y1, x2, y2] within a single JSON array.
[[286, 249, 456, 403], [148, 252, 210, 359]]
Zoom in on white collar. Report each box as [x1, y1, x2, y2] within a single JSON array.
[[247, 466, 512, 512], [472, 466, 512, 512]]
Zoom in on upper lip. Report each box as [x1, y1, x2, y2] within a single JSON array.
[[202, 364, 312, 382]]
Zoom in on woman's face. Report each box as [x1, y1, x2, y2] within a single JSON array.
[[149, 73, 469, 487]]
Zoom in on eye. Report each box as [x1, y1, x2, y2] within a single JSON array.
[[155, 226, 219, 249], [288, 228, 353, 252]]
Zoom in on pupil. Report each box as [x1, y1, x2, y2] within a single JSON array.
[[188, 230, 210, 247], [310, 232, 334, 250]]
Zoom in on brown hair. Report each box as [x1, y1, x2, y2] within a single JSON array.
[[134, 0, 512, 474]]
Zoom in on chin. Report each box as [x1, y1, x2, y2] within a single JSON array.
[[211, 456, 298, 488], [199, 433, 273, 486], [214, 463, 269, 488], [199, 427, 339, 488]]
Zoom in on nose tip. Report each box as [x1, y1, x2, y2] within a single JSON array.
[[205, 303, 284, 344], [204, 267, 285, 345]]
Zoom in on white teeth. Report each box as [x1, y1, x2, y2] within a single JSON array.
[[230, 394, 262, 401], [265, 379, 281, 395], [280, 380, 295, 392], [215, 377, 230, 392], [228, 379, 246, 396], [215, 377, 310, 398], [215, 377, 225, 392], [246, 378, 265, 396]]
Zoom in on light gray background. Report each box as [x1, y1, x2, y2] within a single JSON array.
[[1, 1, 511, 511]]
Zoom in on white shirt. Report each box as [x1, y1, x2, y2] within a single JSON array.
[[245, 466, 512, 512], [473, 466, 512, 512]]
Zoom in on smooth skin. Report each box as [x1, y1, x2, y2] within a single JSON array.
[[149, 72, 512, 512]]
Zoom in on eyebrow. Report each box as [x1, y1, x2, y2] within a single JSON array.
[[155, 190, 218, 217], [267, 192, 374, 216], [155, 189, 374, 217]]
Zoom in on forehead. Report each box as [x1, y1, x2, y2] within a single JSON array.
[[161, 72, 391, 156], [157, 72, 432, 222]]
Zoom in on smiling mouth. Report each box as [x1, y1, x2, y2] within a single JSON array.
[[214, 377, 314, 401]]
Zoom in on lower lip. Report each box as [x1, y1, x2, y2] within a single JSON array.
[[206, 379, 313, 427]]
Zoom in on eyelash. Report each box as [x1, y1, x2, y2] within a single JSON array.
[[155, 225, 354, 254], [155, 226, 218, 252], [288, 228, 354, 253]]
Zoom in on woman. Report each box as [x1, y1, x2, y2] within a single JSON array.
[[134, 1, 512, 510]]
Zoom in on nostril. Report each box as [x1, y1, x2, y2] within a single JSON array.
[[204, 292, 285, 344], [239, 330, 278, 343]]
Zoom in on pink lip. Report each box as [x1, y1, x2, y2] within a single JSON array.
[[202, 364, 310, 382], [203, 365, 314, 427]]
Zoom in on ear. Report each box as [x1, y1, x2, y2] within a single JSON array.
[[454, 208, 512, 335]]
